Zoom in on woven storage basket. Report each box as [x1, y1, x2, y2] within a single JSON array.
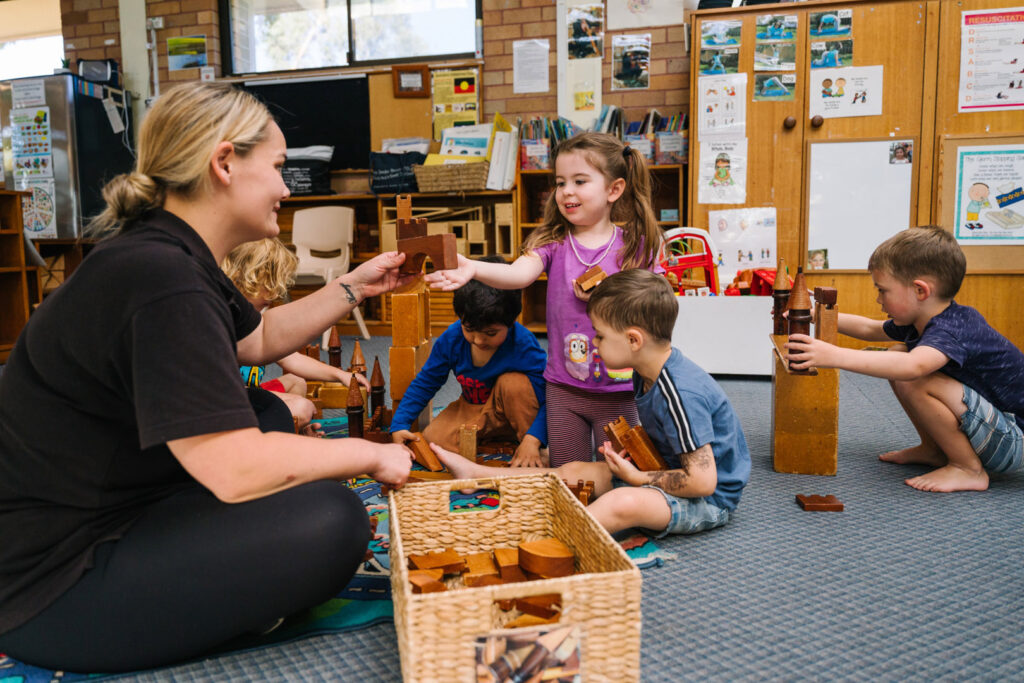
[[389, 472, 642, 683], [412, 162, 490, 193]]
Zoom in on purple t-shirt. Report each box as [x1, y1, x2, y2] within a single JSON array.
[[883, 301, 1024, 430], [532, 227, 660, 392]]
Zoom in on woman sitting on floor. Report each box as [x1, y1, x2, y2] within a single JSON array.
[[0, 82, 414, 672]]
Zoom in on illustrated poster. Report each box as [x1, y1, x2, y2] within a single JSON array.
[[707, 207, 777, 287], [10, 107, 53, 180], [18, 178, 58, 238], [698, 137, 747, 205], [953, 144, 1024, 243], [958, 7, 1024, 112], [808, 65, 882, 119], [697, 73, 747, 139]]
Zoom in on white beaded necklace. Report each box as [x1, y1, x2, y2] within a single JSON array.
[[568, 226, 618, 268]]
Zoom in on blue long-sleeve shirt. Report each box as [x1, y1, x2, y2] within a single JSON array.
[[390, 321, 548, 444]]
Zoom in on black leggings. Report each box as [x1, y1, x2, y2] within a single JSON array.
[[0, 482, 371, 672], [0, 388, 369, 672]]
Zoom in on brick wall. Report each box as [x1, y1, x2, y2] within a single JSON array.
[[481, 0, 689, 126], [61, 0, 221, 87]]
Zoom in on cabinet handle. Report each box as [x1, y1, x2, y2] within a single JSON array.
[[810, 115, 824, 128], [783, 116, 797, 129]]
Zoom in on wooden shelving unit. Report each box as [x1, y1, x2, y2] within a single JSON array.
[[0, 190, 38, 363]]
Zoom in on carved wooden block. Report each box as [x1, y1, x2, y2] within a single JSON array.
[[575, 264, 608, 292], [349, 340, 366, 374], [317, 382, 367, 410], [493, 547, 520, 579], [464, 574, 506, 588], [515, 594, 561, 619], [795, 494, 844, 511], [408, 548, 466, 574], [406, 433, 444, 471], [603, 416, 666, 471], [304, 343, 320, 359], [603, 416, 630, 453], [370, 357, 386, 419], [518, 538, 575, 578], [327, 327, 342, 368], [462, 552, 500, 587], [397, 233, 458, 275], [814, 286, 839, 345], [409, 569, 447, 594]]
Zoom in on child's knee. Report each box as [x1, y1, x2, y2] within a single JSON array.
[[493, 373, 535, 400]]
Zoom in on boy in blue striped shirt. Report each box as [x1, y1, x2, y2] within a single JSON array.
[[432, 269, 750, 537]]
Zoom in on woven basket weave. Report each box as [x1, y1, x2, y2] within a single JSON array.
[[412, 161, 490, 193], [389, 472, 642, 683]]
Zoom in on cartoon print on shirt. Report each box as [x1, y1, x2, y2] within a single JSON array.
[[564, 332, 591, 381]]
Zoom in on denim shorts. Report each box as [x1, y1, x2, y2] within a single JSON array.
[[640, 485, 732, 538], [960, 385, 1024, 474]]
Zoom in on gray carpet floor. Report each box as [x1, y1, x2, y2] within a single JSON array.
[[16, 334, 1024, 681]]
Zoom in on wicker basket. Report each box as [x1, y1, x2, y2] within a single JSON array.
[[412, 161, 490, 193], [389, 472, 642, 683]]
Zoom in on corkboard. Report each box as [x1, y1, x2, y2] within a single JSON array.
[[937, 134, 1024, 272]]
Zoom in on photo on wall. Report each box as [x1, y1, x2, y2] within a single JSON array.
[[754, 42, 796, 71], [810, 40, 854, 69], [611, 33, 651, 90], [567, 4, 604, 59], [809, 9, 852, 37], [807, 248, 830, 270], [701, 20, 742, 48], [699, 48, 740, 75], [755, 14, 798, 42], [754, 73, 796, 101]]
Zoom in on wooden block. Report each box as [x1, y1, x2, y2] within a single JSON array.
[[619, 425, 668, 471], [518, 538, 575, 578], [466, 220, 486, 242], [309, 398, 323, 420], [771, 340, 839, 476], [380, 221, 397, 253], [391, 291, 429, 347], [796, 494, 844, 511], [397, 233, 458, 274], [389, 339, 433, 400], [575, 265, 607, 292], [408, 548, 465, 574], [494, 202, 514, 226], [305, 381, 323, 398], [504, 613, 559, 629], [603, 415, 630, 453], [409, 569, 447, 594], [514, 594, 561, 619], [465, 552, 499, 577], [408, 568, 444, 582], [816, 302, 839, 346], [318, 382, 367, 409], [427, 221, 450, 236], [396, 194, 413, 222], [459, 424, 478, 460], [464, 573, 506, 588], [406, 433, 444, 471]]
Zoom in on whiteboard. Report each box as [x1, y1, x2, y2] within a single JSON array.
[[807, 139, 914, 270]]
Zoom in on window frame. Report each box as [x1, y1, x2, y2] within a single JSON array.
[[218, 0, 482, 77]]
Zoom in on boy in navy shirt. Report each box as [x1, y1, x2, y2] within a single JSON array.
[[788, 225, 1024, 492], [432, 269, 750, 537], [391, 256, 548, 466]]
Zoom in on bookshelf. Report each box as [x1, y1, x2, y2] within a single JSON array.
[[0, 190, 39, 363]]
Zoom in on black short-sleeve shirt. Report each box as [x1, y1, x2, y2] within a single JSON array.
[[0, 209, 262, 633]]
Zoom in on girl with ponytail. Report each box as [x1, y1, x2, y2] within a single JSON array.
[[427, 132, 663, 466]]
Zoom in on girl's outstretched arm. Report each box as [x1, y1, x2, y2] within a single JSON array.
[[424, 253, 544, 291]]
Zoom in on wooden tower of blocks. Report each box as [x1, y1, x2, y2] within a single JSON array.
[[770, 282, 841, 476], [389, 195, 454, 430]]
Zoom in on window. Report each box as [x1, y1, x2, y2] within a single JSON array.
[[222, 0, 479, 75], [0, 35, 65, 81]]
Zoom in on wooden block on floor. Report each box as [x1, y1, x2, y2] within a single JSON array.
[[795, 494, 844, 511], [389, 339, 433, 400]]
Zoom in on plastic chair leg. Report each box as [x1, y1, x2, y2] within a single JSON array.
[[352, 305, 371, 340]]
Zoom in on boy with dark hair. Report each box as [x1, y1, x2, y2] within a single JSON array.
[[788, 225, 1024, 492], [391, 256, 548, 466], [431, 269, 751, 537]]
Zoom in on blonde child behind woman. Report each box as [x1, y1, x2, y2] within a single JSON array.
[[222, 238, 370, 427], [427, 132, 663, 465]]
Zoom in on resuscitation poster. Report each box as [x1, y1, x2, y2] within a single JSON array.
[[698, 138, 747, 205], [958, 7, 1024, 112], [707, 207, 778, 287], [953, 144, 1024, 243], [432, 68, 479, 140]]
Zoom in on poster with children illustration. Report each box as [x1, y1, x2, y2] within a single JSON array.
[[698, 138, 747, 204], [808, 65, 883, 119], [707, 207, 777, 286], [954, 144, 1024, 243], [697, 73, 747, 138]]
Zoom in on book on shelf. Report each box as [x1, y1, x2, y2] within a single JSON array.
[[520, 139, 550, 170], [655, 131, 688, 165]]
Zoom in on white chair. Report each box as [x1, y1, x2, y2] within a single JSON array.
[[291, 205, 371, 342]]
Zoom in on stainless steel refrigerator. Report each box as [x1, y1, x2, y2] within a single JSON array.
[[0, 73, 134, 238]]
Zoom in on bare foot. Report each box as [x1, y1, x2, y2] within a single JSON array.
[[905, 464, 989, 492], [879, 445, 946, 466], [431, 443, 488, 480]]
